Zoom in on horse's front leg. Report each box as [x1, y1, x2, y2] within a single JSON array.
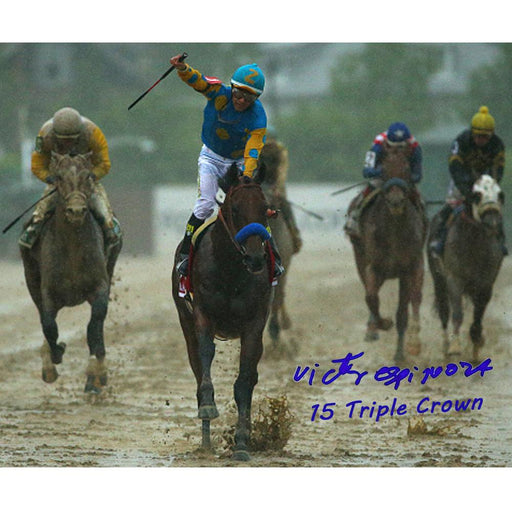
[[394, 275, 412, 362], [39, 300, 65, 383], [190, 306, 218, 452], [469, 288, 492, 361], [364, 268, 393, 341], [406, 261, 424, 357], [446, 278, 464, 356], [85, 290, 109, 393], [233, 326, 264, 461]]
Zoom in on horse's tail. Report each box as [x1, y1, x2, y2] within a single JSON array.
[[427, 251, 449, 329]]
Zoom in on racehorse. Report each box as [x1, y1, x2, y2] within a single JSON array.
[[264, 198, 294, 346], [427, 175, 504, 361], [20, 152, 122, 393], [259, 141, 300, 351], [350, 148, 427, 361], [171, 163, 274, 461]]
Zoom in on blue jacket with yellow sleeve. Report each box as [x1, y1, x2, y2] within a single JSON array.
[[177, 63, 267, 177]]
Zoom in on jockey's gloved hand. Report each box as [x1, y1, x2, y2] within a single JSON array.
[[365, 166, 382, 179], [45, 175, 57, 185]]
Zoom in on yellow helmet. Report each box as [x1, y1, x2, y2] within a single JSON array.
[[471, 105, 495, 135]]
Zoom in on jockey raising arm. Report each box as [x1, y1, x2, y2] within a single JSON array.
[[172, 58, 267, 178], [169, 54, 283, 278]]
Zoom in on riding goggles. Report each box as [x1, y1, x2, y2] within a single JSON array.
[[231, 87, 258, 103]]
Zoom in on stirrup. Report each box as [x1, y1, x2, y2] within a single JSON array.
[[176, 255, 189, 277], [274, 261, 285, 277], [429, 239, 443, 256]]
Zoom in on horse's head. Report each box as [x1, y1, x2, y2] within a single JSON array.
[[218, 163, 273, 274], [380, 149, 412, 216], [381, 177, 410, 216], [50, 151, 95, 225], [470, 174, 504, 234]]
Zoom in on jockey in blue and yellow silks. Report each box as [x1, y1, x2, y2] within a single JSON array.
[[178, 63, 267, 177], [169, 55, 284, 277]]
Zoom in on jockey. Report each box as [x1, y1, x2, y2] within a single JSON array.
[[259, 132, 303, 254], [344, 122, 423, 238], [169, 54, 284, 277], [429, 105, 507, 256], [18, 107, 121, 250]]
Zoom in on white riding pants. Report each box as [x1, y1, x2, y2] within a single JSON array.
[[192, 145, 243, 220]]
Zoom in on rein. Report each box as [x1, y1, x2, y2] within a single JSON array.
[[217, 208, 247, 257], [216, 181, 269, 259]]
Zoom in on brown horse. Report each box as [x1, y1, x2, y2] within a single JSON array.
[[259, 140, 301, 350], [20, 153, 122, 393], [350, 148, 427, 361], [171, 163, 274, 461], [428, 175, 504, 361]]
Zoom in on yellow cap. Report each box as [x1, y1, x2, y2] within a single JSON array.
[[471, 105, 495, 135]]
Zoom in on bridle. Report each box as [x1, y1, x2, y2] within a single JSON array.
[[218, 181, 262, 257], [217, 181, 275, 260]]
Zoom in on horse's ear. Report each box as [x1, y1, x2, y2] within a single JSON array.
[[218, 162, 240, 192], [253, 160, 266, 184]]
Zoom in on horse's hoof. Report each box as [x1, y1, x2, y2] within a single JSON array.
[[198, 405, 219, 419], [406, 342, 421, 356], [232, 450, 251, 462], [394, 352, 405, 363], [51, 343, 66, 364], [84, 375, 102, 394], [378, 318, 394, 331], [99, 374, 108, 387], [42, 368, 58, 383], [365, 331, 379, 342]]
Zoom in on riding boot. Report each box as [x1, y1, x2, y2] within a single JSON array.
[[268, 235, 285, 277], [344, 191, 365, 238], [18, 217, 44, 249], [103, 217, 122, 250], [89, 183, 122, 251], [429, 203, 452, 256], [176, 213, 205, 276]]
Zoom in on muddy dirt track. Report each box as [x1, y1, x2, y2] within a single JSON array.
[[1, 239, 512, 471]]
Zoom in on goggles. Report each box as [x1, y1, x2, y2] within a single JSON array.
[[231, 86, 258, 104]]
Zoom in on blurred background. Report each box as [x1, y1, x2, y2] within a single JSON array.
[[1, 43, 511, 256]]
